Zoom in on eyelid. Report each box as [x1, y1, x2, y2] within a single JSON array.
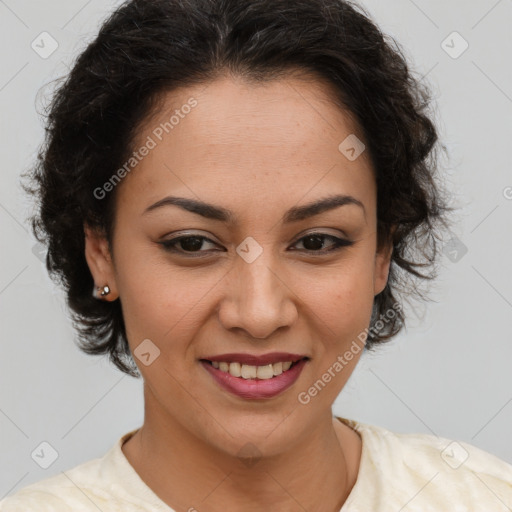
[[289, 233, 354, 253], [159, 233, 221, 252], [160, 230, 221, 244], [159, 228, 347, 245], [291, 227, 349, 242], [159, 229, 354, 256]]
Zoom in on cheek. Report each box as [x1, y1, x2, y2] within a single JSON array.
[[295, 256, 376, 332], [301, 280, 374, 354], [113, 248, 219, 350]]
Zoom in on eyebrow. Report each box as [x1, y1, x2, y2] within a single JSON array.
[[143, 194, 365, 224]]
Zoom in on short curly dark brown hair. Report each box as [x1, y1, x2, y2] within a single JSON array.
[[26, 0, 452, 377]]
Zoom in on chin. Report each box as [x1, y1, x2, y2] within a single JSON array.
[[199, 412, 302, 460]]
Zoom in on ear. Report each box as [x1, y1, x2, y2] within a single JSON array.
[[373, 229, 394, 296], [84, 224, 119, 301]]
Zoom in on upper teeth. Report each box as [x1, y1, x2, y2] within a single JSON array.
[[211, 361, 293, 379]]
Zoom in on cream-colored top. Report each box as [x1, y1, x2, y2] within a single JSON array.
[[1, 417, 511, 511]]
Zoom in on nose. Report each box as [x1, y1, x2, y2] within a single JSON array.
[[217, 250, 298, 340]]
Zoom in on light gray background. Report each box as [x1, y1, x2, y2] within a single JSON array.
[[1, 0, 511, 500]]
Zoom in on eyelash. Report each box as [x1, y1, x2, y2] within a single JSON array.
[[159, 233, 354, 257]]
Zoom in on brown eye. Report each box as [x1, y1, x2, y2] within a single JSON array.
[[159, 233, 354, 258], [292, 234, 354, 254], [160, 235, 220, 255]]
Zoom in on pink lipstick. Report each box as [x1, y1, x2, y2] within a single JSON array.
[[200, 354, 309, 399]]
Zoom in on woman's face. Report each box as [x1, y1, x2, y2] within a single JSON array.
[[86, 73, 392, 456]]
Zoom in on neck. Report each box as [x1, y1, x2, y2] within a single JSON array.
[[122, 396, 361, 512]]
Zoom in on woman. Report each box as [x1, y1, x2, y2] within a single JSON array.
[[1, 0, 511, 510]]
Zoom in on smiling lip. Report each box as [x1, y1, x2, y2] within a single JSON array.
[[201, 352, 307, 366], [200, 355, 309, 400]]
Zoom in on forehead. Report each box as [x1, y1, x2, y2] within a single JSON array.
[[119, 72, 375, 218]]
